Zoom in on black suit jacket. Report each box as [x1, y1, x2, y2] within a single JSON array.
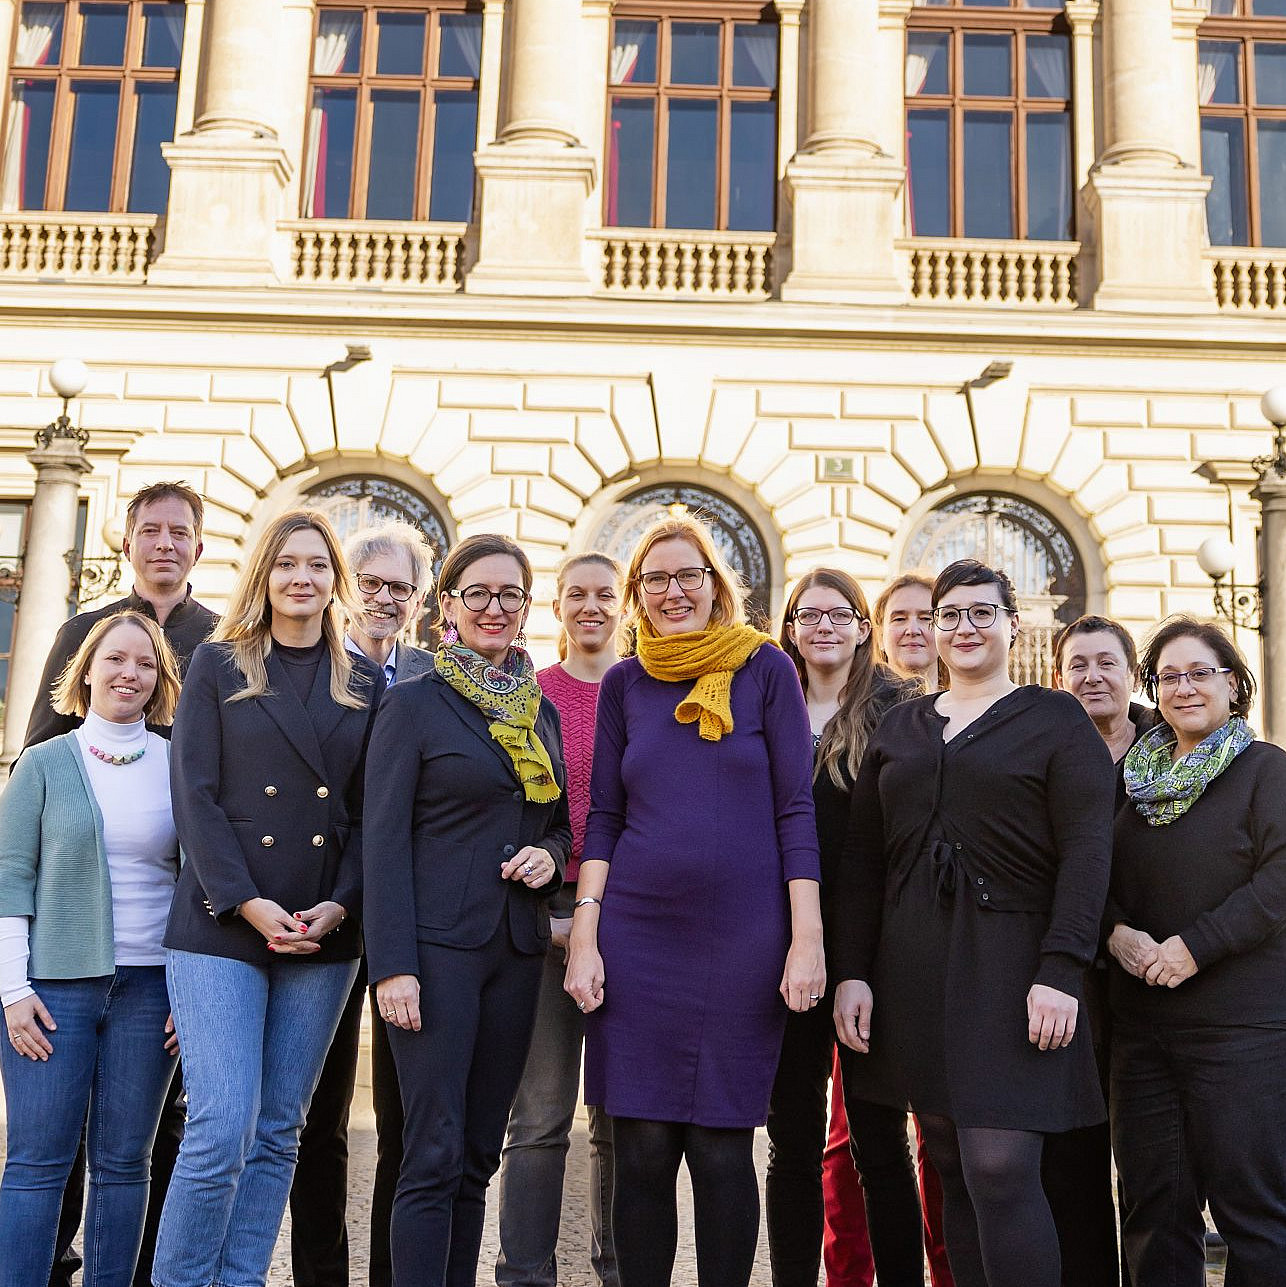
[[23, 588, 217, 749], [165, 641, 382, 963], [363, 669, 571, 984], [393, 643, 434, 681]]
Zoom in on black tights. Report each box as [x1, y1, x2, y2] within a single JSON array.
[[917, 1114, 1059, 1287], [612, 1117, 759, 1287]]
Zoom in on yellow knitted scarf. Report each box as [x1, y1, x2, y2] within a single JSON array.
[[635, 619, 776, 742]]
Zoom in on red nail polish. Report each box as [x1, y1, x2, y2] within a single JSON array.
[[268, 943, 277, 951]]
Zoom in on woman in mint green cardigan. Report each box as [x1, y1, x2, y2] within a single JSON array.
[[0, 610, 183, 1287]]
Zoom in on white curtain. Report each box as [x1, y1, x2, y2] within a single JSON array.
[[1026, 43, 1069, 99], [1, 4, 61, 211], [610, 41, 640, 85], [1198, 58, 1219, 106], [905, 54, 929, 96], [300, 11, 362, 216], [737, 25, 778, 90], [442, 14, 483, 77]]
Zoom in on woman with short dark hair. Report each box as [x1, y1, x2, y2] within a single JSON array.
[[364, 532, 571, 1287], [1109, 616, 1286, 1285], [830, 559, 1115, 1287]]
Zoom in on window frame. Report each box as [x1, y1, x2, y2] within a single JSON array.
[[1199, 1, 1286, 247], [606, 1, 780, 232], [305, 0, 483, 222], [3, 0, 185, 213], [906, 1, 1073, 241]]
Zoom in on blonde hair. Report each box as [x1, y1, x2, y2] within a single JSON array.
[[622, 515, 747, 630], [52, 611, 182, 725], [213, 509, 367, 708], [555, 551, 626, 661]]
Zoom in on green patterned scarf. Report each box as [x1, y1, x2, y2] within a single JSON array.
[[435, 645, 561, 803], [1123, 716, 1253, 826]]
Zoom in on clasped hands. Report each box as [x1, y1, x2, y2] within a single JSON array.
[[238, 897, 347, 955], [1108, 924, 1198, 988]]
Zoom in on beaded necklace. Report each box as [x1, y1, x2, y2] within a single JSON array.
[[87, 742, 146, 766]]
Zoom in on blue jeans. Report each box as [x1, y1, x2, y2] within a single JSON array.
[[151, 950, 358, 1287], [0, 967, 175, 1287]]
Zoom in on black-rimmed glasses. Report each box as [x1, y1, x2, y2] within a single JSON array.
[[356, 573, 418, 602], [638, 567, 713, 595], [931, 604, 1017, 631], [448, 585, 529, 613], [791, 606, 863, 628]]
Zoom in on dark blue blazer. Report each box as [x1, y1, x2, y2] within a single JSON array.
[[363, 668, 571, 984], [165, 641, 382, 963]]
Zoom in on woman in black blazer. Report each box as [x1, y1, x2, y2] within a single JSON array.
[[151, 509, 382, 1287], [365, 532, 570, 1287]]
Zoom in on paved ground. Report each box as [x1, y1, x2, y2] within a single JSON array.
[[2, 1084, 1225, 1286]]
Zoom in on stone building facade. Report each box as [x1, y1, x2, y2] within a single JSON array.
[[1, 0, 1284, 748]]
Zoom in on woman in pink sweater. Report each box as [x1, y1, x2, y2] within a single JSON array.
[[495, 552, 625, 1287]]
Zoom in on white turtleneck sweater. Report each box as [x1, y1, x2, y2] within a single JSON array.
[[0, 710, 177, 1007]]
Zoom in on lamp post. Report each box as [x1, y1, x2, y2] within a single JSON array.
[[1255, 386, 1286, 745], [1, 359, 94, 772]]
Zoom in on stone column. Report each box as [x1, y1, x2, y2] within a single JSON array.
[[580, 0, 614, 228], [475, 0, 508, 149], [780, 0, 906, 303], [1, 436, 91, 772], [1254, 469, 1286, 747], [1065, 0, 1099, 190], [150, 0, 293, 285], [278, 0, 318, 214], [466, 0, 597, 295], [1081, 0, 1214, 312]]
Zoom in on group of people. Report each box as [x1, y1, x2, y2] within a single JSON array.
[[1, 480, 1284, 1287]]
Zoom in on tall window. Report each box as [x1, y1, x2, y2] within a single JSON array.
[[1, 0, 185, 214], [303, 3, 482, 222], [1200, 0, 1286, 246], [607, 7, 778, 231], [906, 0, 1072, 240]]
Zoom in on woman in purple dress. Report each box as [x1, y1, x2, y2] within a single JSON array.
[[564, 513, 823, 1287]]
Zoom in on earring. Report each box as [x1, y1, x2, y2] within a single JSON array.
[[515, 629, 528, 650], [441, 622, 459, 646]]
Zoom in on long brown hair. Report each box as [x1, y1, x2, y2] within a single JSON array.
[[780, 568, 913, 788], [213, 509, 366, 708]]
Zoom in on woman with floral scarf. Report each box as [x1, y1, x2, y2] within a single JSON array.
[[1109, 615, 1286, 1287], [363, 533, 571, 1287]]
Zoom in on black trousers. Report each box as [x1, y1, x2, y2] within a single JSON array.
[[1112, 1017, 1286, 1287], [289, 960, 406, 1287], [47, 1059, 183, 1287], [387, 922, 544, 1287], [765, 998, 923, 1287]]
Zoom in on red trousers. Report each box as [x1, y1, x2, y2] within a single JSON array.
[[821, 1049, 956, 1287]]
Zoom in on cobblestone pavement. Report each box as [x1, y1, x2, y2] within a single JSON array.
[[1, 1088, 1225, 1286]]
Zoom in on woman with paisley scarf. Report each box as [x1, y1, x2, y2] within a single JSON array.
[[564, 514, 823, 1287], [363, 533, 571, 1287], [1109, 615, 1286, 1286]]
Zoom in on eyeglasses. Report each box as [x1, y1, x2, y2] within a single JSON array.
[[448, 585, 529, 613], [1153, 666, 1232, 691], [638, 567, 713, 595], [931, 604, 1017, 631], [356, 573, 418, 603], [791, 606, 863, 628]]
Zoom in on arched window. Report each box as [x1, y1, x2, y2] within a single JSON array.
[[306, 475, 452, 645], [1, 0, 185, 214], [903, 491, 1086, 683], [607, 3, 779, 231], [905, 0, 1072, 240], [592, 482, 774, 626], [302, 2, 482, 221], [1199, 0, 1286, 247]]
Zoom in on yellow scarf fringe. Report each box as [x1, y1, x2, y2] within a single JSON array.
[[635, 619, 776, 742]]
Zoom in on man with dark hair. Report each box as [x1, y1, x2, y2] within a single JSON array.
[[23, 480, 216, 1287], [24, 480, 216, 748]]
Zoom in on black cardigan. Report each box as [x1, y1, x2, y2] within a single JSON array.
[[1110, 738, 1286, 1025]]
